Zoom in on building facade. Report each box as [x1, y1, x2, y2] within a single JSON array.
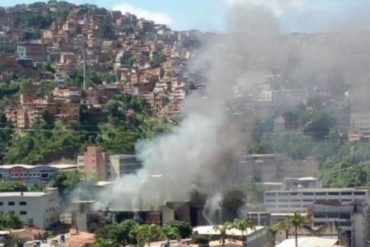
[[0, 164, 77, 184], [311, 201, 369, 247], [264, 188, 368, 213], [0, 189, 60, 228]]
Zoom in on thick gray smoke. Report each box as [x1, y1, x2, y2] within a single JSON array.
[[95, 2, 370, 214]]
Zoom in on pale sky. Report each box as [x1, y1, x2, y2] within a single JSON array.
[[2, 0, 370, 32]]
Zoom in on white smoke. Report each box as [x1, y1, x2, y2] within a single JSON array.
[[95, 1, 370, 214]]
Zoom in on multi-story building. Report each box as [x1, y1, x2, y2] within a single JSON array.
[[0, 188, 60, 228], [78, 146, 142, 181], [16, 42, 47, 63], [78, 146, 109, 181], [311, 200, 368, 247], [350, 112, 370, 139], [264, 188, 368, 213], [109, 154, 142, 179], [0, 164, 77, 184], [236, 154, 319, 183]]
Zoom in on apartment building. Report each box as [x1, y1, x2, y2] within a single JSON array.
[[0, 188, 60, 228], [264, 188, 368, 213], [311, 201, 368, 247], [78, 146, 142, 181]]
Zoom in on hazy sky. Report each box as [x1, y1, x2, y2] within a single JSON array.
[[2, 0, 370, 32]]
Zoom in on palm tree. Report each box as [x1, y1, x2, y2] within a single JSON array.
[[268, 222, 284, 247], [232, 218, 255, 247], [161, 225, 180, 247], [287, 212, 305, 247], [213, 221, 231, 247]]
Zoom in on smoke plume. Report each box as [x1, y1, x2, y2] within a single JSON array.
[[95, 2, 370, 214]]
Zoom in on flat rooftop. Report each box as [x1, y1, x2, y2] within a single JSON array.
[[266, 187, 368, 193], [0, 191, 51, 197], [193, 225, 264, 236], [0, 164, 77, 170]]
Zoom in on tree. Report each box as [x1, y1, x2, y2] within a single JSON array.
[[212, 222, 231, 247], [95, 220, 139, 246], [136, 224, 161, 247], [232, 218, 255, 247], [303, 111, 335, 140], [151, 52, 167, 68], [287, 212, 305, 247], [0, 181, 28, 192], [0, 212, 22, 230], [49, 171, 82, 196], [161, 225, 180, 243], [164, 221, 192, 238], [269, 222, 284, 247]]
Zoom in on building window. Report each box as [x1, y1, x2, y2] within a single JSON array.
[[20, 211, 27, 215], [8, 202, 15, 206], [354, 192, 365, 195], [19, 201, 27, 206], [0, 202, 3, 206]]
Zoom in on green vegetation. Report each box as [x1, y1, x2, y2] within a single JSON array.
[[49, 170, 82, 195], [94, 220, 188, 247], [14, 1, 73, 30], [97, 94, 172, 154], [163, 220, 192, 238], [212, 222, 231, 247], [151, 52, 167, 68], [121, 52, 137, 68], [0, 212, 22, 230], [231, 218, 255, 246], [3, 119, 89, 164], [287, 212, 305, 247], [0, 181, 28, 192]]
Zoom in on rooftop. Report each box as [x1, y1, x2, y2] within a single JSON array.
[[0, 164, 77, 170], [0, 191, 51, 197], [266, 187, 368, 193], [193, 225, 264, 236], [276, 237, 338, 247]]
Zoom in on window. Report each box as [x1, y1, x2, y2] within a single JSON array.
[[20, 211, 27, 215], [354, 192, 365, 196], [8, 202, 15, 206], [19, 201, 27, 206], [0, 202, 3, 206], [302, 192, 313, 195], [328, 192, 339, 196]]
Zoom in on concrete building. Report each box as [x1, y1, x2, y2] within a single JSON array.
[[193, 225, 270, 247], [311, 201, 368, 247], [264, 188, 368, 213], [0, 164, 77, 184], [0, 189, 60, 228], [236, 154, 319, 183], [276, 237, 340, 247], [78, 147, 142, 180], [282, 177, 322, 190], [109, 154, 142, 178], [247, 212, 272, 226], [78, 146, 109, 181], [350, 112, 370, 139]]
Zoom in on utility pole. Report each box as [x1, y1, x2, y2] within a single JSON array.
[[83, 47, 86, 91]]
